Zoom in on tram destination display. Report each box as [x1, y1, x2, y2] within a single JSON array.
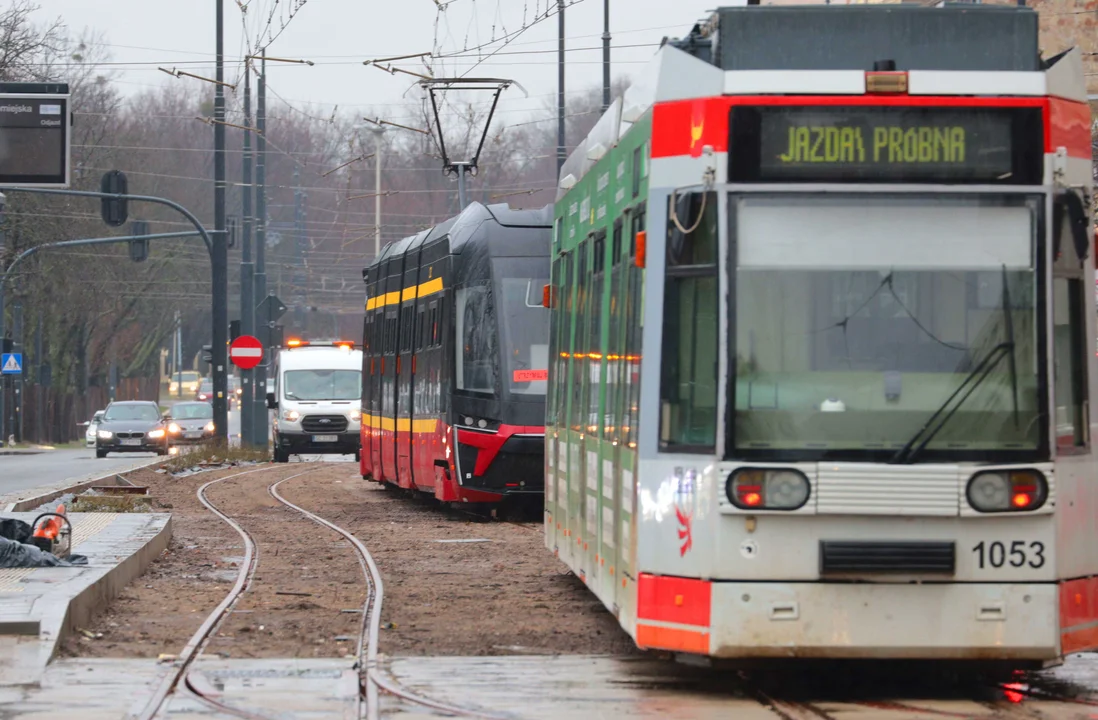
[[729, 105, 1042, 184], [0, 92, 70, 187]]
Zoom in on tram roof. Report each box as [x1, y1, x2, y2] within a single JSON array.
[[673, 5, 1039, 73], [554, 4, 1086, 199], [365, 202, 552, 271]]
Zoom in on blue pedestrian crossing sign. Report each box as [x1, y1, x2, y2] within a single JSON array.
[[1, 353, 22, 375]]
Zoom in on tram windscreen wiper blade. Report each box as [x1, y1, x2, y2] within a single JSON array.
[[890, 342, 1013, 464]]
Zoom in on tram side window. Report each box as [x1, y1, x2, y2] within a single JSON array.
[[557, 253, 574, 428], [1053, 277, 1088, 449], [548, 258, 561, 426], [455, 283, 497, 395], [417, 306, 426, 351], [624, 206, 646, 449], [659, 191, 719, 451], [571, 246, 589, 432], [606, 220, 624, 443], [587, 231, 607, 436]]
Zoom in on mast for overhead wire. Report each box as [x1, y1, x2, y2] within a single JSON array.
[[602, 0, 611, 113], [558, 0, 566, 175]]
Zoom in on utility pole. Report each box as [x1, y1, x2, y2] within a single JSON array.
[[602, 0, 611, 113], [239, 62, 255, 446], [211, 0, 229, 441], [557, 0, 566, 175], [12, 302, 21, 443], [174, 310, 182, 398], [34, 314, 42, 444], [374, 141, 382, 259], [253, 50, 269, 449], [293, 166, 307, 331]]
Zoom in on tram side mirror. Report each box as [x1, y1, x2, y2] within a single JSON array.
[[266, 392, 277, 410], [434, 459, 448, 468], [1053, 191, 1090, 263]]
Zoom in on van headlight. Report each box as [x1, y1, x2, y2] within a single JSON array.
[[347, 411, 361, 424], [282, 410, 300, 422]]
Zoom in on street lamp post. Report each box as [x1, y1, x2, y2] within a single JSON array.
[[370, 125, 386, 260], [357, 123, 387, 260]]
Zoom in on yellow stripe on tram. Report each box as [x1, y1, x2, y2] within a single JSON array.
[[367, 277, 445, 311], [362, 414, 438, 434]]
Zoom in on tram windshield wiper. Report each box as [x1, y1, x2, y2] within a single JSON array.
[[890, 341, 1014, 464], [891, 265, 1020, 465]]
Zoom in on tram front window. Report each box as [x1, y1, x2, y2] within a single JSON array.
[[456, 282, 498, 395], [496, 272, 550, 397], [731, 194, 1042, 461]]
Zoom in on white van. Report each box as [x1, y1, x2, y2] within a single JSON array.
[[266, 339, 362, 463]]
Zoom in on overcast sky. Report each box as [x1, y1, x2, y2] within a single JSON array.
[[32, 0, 723, 125]]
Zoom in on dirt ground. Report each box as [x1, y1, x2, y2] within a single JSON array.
[[63, 461, 640, 659]]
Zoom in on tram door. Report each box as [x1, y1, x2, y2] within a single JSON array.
[[569, 242, 590, 575], [582, 232, 606, 588]]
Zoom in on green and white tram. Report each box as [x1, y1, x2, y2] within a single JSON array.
[[545, 4, 1098, 662]]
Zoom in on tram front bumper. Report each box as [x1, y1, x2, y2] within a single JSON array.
[[635, 578, 1059, 660]]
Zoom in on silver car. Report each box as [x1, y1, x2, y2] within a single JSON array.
[[82, 410, 105, 448]]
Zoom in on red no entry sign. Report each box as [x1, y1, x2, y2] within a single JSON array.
[[229, 335, 263, 370]]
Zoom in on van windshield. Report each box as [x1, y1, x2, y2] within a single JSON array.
[[283, 370, 361, 401]]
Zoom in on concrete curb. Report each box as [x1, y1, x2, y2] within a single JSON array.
[[3, 456, 164, 512], [45, 515, 174, 665], [0, 513, 173, 686]]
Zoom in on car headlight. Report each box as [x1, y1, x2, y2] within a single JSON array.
[[205, 422, 216, 432], [282, 410, 300, 422], [727, 468, 811, 510], [148, 429, 166, 439], [168, 423, 181, 434], [967, 470, 1047, 512], [97, 430, 113, 439]]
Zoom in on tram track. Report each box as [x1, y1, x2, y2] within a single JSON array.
[[130, 461, 513, 720]]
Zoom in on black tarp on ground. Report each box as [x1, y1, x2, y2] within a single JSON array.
[[0, 518, 87, 567]]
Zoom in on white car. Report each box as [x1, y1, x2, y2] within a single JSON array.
[[82, 410, 105, 448]]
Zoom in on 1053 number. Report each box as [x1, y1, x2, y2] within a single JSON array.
[[972, 541, 1045, 569]]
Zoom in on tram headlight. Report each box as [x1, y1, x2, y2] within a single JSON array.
[[966, 470, 1047, 512], [727, 468, 810, 511]]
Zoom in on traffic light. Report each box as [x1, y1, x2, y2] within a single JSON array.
[[201, 344, 213, 364], [0, 337, 11, 354], [229, 320, 241, 343], [129, 219, 149, 263], [100, 170, 128, 227]]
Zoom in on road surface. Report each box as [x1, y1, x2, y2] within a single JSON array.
[[0, 449, 160, 501], [0, 411, 247, 502]]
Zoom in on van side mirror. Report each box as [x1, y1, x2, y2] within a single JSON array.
[[266, 393, 277, 410]]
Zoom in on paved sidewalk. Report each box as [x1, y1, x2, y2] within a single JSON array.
[[0, 511, 172, 686]]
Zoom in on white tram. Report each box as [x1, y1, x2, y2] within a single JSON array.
[[545, 4, 1098, 662]]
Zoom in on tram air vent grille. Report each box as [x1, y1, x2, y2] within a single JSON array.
[[819, 541, 955, 575]]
